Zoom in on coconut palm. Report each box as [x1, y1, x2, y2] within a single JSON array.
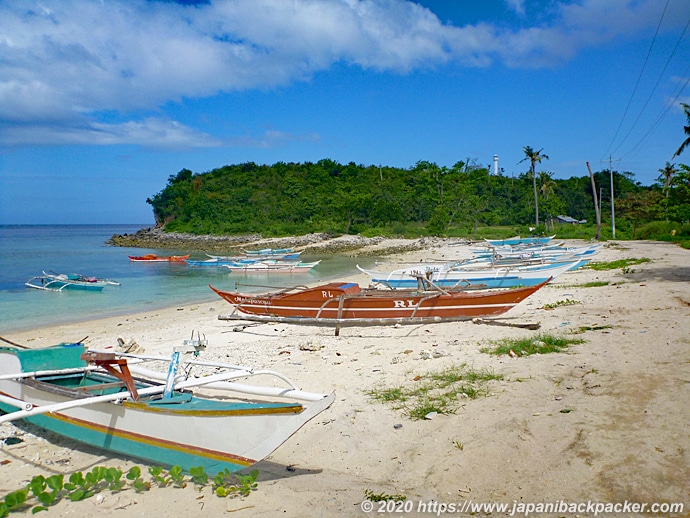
[[538, 171, 557, 199], [658, 161, 678, 223], [672, 103, 690, 158], [657, 162, 678, 198], [519, 146, 549, 226]]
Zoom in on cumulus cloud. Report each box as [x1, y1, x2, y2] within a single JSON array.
[[0, 0, 685, 147]]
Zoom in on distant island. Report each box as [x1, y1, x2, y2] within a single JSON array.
[[114, 158, 689, 247]]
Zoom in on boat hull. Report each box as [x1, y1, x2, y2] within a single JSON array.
[[0, 346, 334, 473], [484, 236, 554, 246], [128, 254, 190, 262], [210, 280, 547, 320], [223, 260, 320, 273], [35, 280, 107, 291]]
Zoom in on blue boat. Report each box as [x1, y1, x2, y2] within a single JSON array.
[[484, 235, 555, 247], [357, 260, 579, 289]]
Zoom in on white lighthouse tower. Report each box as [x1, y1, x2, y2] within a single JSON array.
[[492, 154, 499, 175]]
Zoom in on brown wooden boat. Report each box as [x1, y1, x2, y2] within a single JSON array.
[[210, 279, 549, 325]]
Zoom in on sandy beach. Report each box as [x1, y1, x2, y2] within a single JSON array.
[[1, 239, 689, 517]]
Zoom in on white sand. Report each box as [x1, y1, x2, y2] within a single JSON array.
[[1, 240, 689, 516]]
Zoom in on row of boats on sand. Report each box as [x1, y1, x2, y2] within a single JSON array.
[[3, 236, 601, 475], [209, 236, 600, 330]]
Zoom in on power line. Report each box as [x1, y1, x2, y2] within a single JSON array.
[[621, 61, 690, 161], [601, 0, 670, 160], [613, 14, 690, 158]]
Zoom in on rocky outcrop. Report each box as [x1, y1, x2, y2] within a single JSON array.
[[107, 227, 462, 256]]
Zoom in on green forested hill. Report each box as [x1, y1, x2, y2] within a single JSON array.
[[145, 158, 690, 240]]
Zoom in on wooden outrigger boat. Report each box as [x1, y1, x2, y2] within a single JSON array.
[[25, 271, 121, 291], [187, 253, 302, 267], [243, 247, 295, 256], [210, 279, 549, 334], [356, 260, 577, 289], [223, 260, 320, 273], [128, 254, 190, 262], [0, 337, 334, 473], [484, 236, 555, 247]]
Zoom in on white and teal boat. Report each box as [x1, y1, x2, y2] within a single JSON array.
[[484, 235, 555, 247], [25, 271, 120, 291], [0, 339, 334, 473]]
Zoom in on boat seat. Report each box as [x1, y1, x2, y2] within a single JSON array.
[[81, 351, 140, 400]]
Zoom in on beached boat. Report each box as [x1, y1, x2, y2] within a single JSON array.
[[210, 279, 548, 328], [25, 271, 121, 292], [436, 249, 595, 270], [357, 260, 578, 289], [473, 243, 601, 262], [223, 260, 320, 273], [243, 247, 295, 256], [187, 253, 303, 267], [128, 254, 190, 262], [185, 257, 244, 267], [484, 236, 555, 247], [0, 338, 334, 473]]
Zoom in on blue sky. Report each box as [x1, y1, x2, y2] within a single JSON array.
[[1, 0, 689, 225]]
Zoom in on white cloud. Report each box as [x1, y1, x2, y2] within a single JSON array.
[[2, 118, 222, 149], [505, 0, 526, 16], [0, 0, 686, 147]]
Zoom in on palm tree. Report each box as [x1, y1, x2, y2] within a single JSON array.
[[672, 103, 690, 158], [519, 146, 549, 226], [657, 161, 678, 223], [657, 162, 678, 198], [538, 171, 557, 199]]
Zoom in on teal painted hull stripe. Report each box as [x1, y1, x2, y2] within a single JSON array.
[[0, 403, 253, 473]]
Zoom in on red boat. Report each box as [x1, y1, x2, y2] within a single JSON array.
[[209, 279, 548, 328], [128, 254, 190, 262]]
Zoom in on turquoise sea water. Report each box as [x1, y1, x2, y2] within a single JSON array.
[[0, 225, 377, 334]]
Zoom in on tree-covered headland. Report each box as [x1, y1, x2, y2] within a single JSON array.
[[146, 157, 690, 245]]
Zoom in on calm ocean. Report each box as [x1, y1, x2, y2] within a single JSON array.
[[0, 225, 376, 334]]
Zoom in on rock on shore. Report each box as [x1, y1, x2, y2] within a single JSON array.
[[107, 227, 463, 256]]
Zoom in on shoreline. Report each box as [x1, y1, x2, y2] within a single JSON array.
[[2, 239, 689, 517]]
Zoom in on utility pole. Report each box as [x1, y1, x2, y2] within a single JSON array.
[[603, 155, 620, 239]]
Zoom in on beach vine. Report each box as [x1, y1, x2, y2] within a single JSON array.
[[480, 333, 584, 357], [0, 465, 259, 516], [366, 363, 503, 420]]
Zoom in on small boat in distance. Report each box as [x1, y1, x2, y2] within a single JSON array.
[[187, 252, 303, 267], [128, 254, 190, 262], [243, 247, 295, 256], [0, 338, 334, 474], [484, 235, 555, 247], [25, 271, 121, 292], [223, 260, 320, 273]]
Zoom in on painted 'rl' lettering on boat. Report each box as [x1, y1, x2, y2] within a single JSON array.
[[321, 290, 334, 298], [393, 300, 415, 308]]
